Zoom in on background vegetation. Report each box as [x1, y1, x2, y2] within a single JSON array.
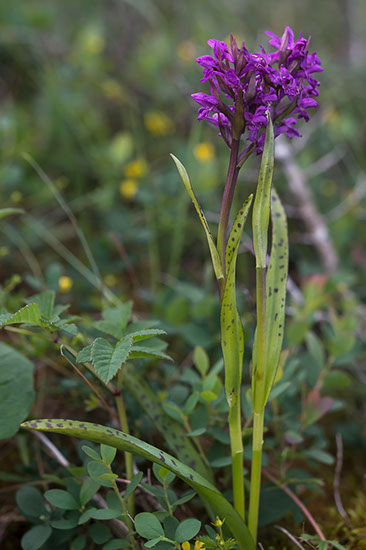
[[0, 1, 365, 548]]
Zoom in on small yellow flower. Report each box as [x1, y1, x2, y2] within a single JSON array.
[[194, 541, 205, 550], [10, 191, 23, 203], [104, 274, 117, 287], [0, 246, 9, 257], [125, 158, 148, 179], [144, 111, 174, 137], [181, 542, 191, 550], [120, 179, 138, 200], [177, 40, 196, 63], [101, 79, 124, 101], [59, 276, 73, 293], [194, 143, 215, 163], [214, 517, 224, 528]]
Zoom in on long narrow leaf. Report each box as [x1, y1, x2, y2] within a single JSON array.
[[170, 154, 224, 283], [21, 419, 254, 550], [262, 188, 288, 404], [221, 196, 253, 409], [252, 116, 274, 268]]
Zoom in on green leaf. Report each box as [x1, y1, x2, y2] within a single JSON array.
[[101, 444, 117, 465], [16, 486, 47, 519], [306, 332, 325, 369], [22, 419, 254, 550], [253, 188, 289, 410], [25, 291, 55, 319], [0, 343, 35, 439], [193, 346, 209, 377], [171, 154, 224, 283], [87, 462, 113, 487], [124, 471, 143, 500], [21, 524, 52, 550], [45, 489, 80, 510], [175, 518, 201, 543], [220, 196, 253, 411], [98, 473, 118, 481], [71, 535, 87, 550], [82, 445, 101, 462], [129, 346, 172, 361], [252, 115, 274, 269], [77, 344, 93, 364], [80, 478, 100, 506], [103, 541, 129, 550], [91, 337, 133, 383], [127, 329, 167, 342], [89, 508, 122, 520], [123, 364, 211, 481], [52, 515, 79, 529], [153, 463, 176, 485], [94, 304, 132, 340], [89, 523, 111, 544], [135, 512, 164, 539], [0, 207, 24, 219], [0, 304, 42, 327], [145, 537, 164, 548]]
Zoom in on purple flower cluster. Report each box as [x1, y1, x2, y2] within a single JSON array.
[[192, 27, 322, 152]]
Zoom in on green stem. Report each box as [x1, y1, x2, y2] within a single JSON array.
[[248, 267, 267, 544], [163, 479, 173, 515], [248, 410, 264, 544], [111, 476, 137, 550], [229, 394, 245, 519], [115, 370, 135, 516]]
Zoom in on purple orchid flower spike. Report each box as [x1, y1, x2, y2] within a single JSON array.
[[192, 27, 323, 155]]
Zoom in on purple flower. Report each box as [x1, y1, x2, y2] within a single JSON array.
[[192, 28, 322, 153]]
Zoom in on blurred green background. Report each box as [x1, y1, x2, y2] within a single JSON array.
[[1, 0, 365, 302]]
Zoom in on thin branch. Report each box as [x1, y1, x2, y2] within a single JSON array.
[[275, 526, 307, 549], [276, 137, 339, 273]]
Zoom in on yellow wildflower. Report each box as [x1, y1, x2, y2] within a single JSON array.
[[194, 542, 205, 550], [177, 40, 196, 63], [101, 79, 124, 101], [104, 274, 117, 287], [10, 191, 23, 203], [120, 179, 138, 200], [59, 276, 73, 293], [194, 142, 215, 163], [182, 543, 191, 550], [0, 246, 9, 257], [214, 517, 224, 528], [125, 158, 148, 179], [144, 111, 174, 137]]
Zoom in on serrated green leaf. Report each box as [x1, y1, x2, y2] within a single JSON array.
[[22, 419, 254, 550], [129, 346, 172, 361], [94, 304, 132, 339], [127, 329, 167, 342], [77, 345, 93, 364], [91, 337, 133, 383], [221, 196, 252, 410], [171, 154, 224, 283], [0, 343, 35, 439], [25, 291, 55, 319], [0, 304, 42, 327], [252, 115, 274, 269]]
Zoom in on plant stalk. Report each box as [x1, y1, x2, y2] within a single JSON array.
[[229, 392, 245, 519], [248, 267, 267, 543], [217, 137, 240, 266], [115, 370, 135, 516]]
